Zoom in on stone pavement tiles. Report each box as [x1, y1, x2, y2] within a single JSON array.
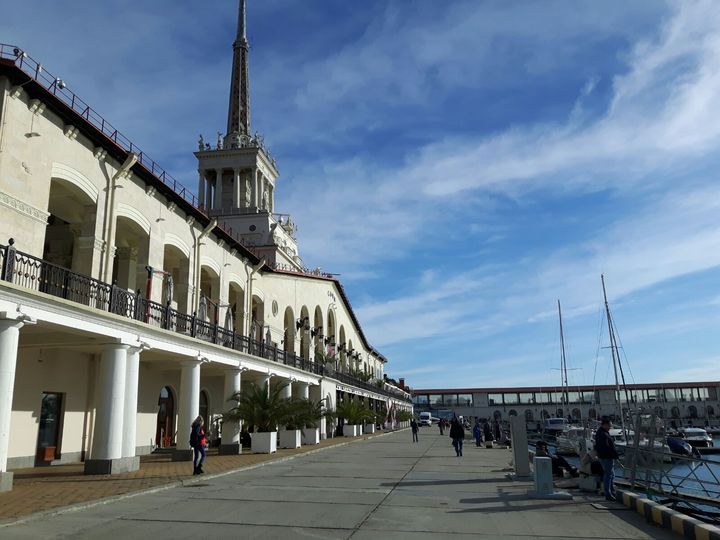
[[0, 433, 378, 522], [1, 430, 677, 539]]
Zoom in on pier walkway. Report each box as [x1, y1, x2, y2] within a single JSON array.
[[2, 430, 675, 539]]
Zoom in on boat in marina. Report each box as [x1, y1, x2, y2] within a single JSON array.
[[679, 427, 714, 448]]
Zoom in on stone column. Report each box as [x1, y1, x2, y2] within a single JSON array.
[[120, 347, 141, 471], [205, 177, 213, 210], [219, 367, 242, 455], [173, 359, 201, 461], [213, 168, 223, 211], [232, 169, 241, 209], [115, 247, 138, 291], [0, 318, 26, 492], [197, 170, 206, 209], [85, 344, 132, 475], [280, 380, 292, 400], [294, 381, 309, 400], [257, 374, 271, 396]]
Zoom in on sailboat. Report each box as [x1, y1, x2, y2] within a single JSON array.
[[554, 300, 592, 455], [600, 276, 672, 463]]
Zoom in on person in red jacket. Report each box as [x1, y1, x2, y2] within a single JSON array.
[[190, 415, 207, 475]]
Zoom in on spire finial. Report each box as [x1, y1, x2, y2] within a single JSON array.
[[238, 0, 247, 42], [227, 0, 250, 139]]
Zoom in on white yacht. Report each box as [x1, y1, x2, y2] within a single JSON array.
[[679, 427, 714, 448]]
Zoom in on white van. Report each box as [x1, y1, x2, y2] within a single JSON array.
[[419, 412, 432, 426]]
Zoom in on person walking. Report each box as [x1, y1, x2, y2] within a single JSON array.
[[473, 421, 482, 447], [594, 416, 619, 501], [410, 418, 419, 443], [190, 415, 207, 475], [450, 418, 465, 457], [483, 421, 493, 443], [439, 418, 445, 435]]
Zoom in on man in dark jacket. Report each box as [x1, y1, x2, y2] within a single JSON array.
[[594, 417, 619, 501], [450, 418, 465, 457]]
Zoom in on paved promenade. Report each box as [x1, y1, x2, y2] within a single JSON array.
[[2, 430, 674, 539]]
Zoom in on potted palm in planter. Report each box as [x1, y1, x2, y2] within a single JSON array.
[[364, 411, 381, 434], [396, 409, 413, 429], [294, 398, 329, 445], [278, 397, 304, 449], [224, 381, 288, 453], [337, 400, 373, 437]]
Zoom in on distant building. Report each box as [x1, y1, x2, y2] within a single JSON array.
[[412, 382, 720, 425]]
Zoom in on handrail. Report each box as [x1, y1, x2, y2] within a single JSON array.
[[0, 241, 411, 402]]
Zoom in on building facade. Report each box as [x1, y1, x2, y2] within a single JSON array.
[[412, 382, 720, 426], [0, 1, 411, 492]]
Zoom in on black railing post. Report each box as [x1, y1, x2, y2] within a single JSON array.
[[2, 238, 16, 282], [62, 267, 71, 300], [134, 289, 142, 321], [108, 281, 118, 314], [191, 312, 197, 337], [163, 301, 171, 330], [212, 320, 219, 344]]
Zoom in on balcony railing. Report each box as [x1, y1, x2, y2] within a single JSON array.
[[0, 240, 410, 402]]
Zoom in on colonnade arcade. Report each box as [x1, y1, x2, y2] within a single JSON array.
[[0, 308, 322, 488], [197, 166, 273, 214]]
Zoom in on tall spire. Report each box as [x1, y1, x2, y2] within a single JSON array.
[[227, 0, 250, 137]]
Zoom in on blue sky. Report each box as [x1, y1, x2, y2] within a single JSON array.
[[4, 1, 720, 389]]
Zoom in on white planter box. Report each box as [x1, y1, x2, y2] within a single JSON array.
[[343, 424, 359, 437], [279, 429, 302, 449], [251, 431, 277, 453], [301, 428, 321, 445], [364, 424, 375, 434]]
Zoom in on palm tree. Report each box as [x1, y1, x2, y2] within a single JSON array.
[[224, 381, 290, 432], [336, 400, 374, 425]]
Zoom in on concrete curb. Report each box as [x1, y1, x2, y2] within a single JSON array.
[[0, 429, 404, 529], [618, 489, 720, 540]]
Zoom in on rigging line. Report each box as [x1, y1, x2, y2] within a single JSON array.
[[612, 319, 636, 385], [608, 309, 633, 407]]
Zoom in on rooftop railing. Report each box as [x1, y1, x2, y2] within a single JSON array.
[[0, 240, 410, 402], [0, 44, 204, 211]]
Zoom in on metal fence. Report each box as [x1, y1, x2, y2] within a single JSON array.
[[622, 411, 720, 522]]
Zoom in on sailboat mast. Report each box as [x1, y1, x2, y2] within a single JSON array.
[[601, 274, 627, 438], [558, 300, 569, 412]]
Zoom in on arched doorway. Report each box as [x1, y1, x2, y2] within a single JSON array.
[[155, 386, 175, 448], [588, 408, 598, 420], [524, 409, 534, 422], [43, 177, 98, 275], [163, 244, 190, 313], [313, 306, 323, 360], [572, 408, 582, 421]]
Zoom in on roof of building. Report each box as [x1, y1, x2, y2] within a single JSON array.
[[413, 381, 720, 394]]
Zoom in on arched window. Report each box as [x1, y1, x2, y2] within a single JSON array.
[[688, 405, 698, 419], [588, 408, 597, 420], [654, 406, 665, 419], [508, 409, 517, 417], [493, 410, 502, 420], [524, 410, 534, 422], [572, 408, 581, 420], [671, 406, 680, 419], [541, 409, 550, 419], [556, 408, 563, 418], [707, 405, 715, 417]]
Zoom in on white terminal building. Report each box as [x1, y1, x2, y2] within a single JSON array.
[[0, 1, 412, 491]]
